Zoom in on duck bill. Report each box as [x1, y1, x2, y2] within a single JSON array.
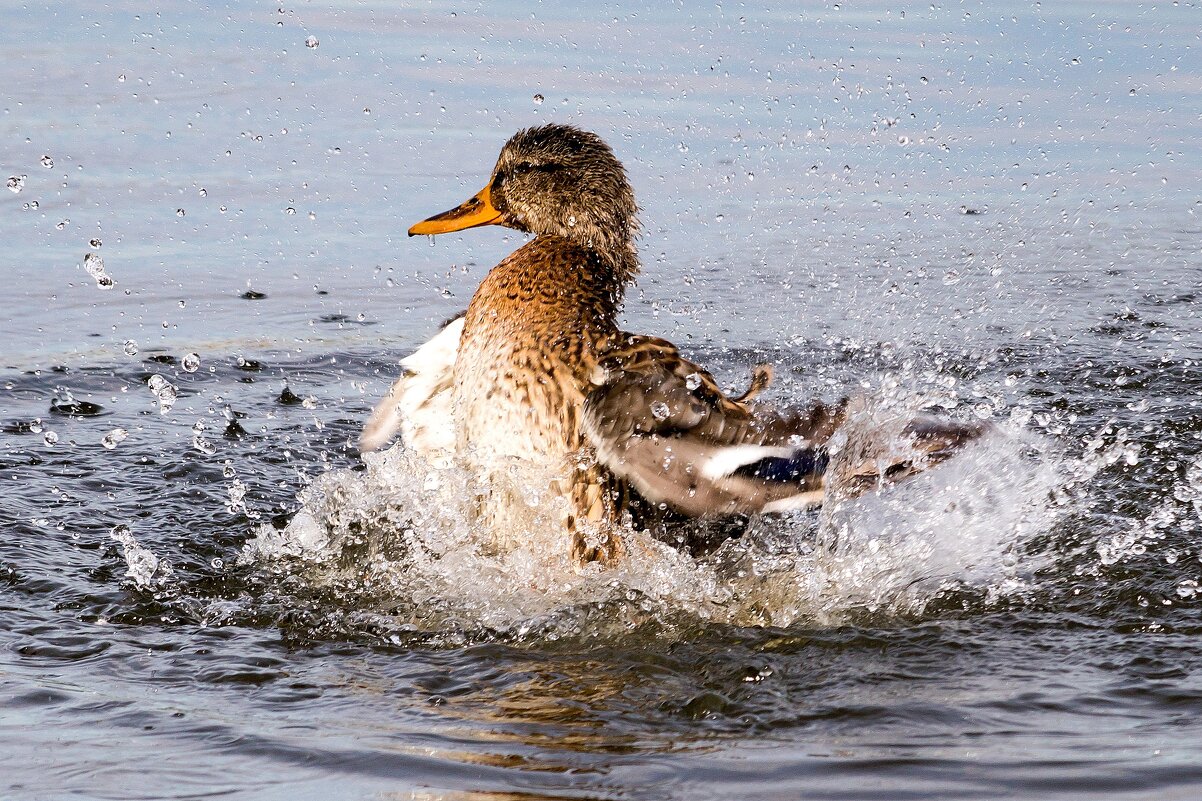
[[408, 184, 502, 236]]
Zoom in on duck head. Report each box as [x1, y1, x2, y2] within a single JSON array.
[[409, 124, 640, 276]]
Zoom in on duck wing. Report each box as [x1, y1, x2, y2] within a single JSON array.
[[582, 334, 843, 517], [582, 334, 984, 518], [359, 314, 464, 457]]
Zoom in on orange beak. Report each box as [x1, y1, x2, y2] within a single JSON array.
[[407, 183, 503, 236]]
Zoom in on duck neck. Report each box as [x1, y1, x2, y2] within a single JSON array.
[[552, 220, 640, 297]]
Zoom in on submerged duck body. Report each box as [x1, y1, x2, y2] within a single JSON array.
[[362, 123, 981, 567]]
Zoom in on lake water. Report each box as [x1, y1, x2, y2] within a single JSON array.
[[3, 1, 1202, 799]]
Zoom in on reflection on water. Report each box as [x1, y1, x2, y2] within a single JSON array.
[[2, 0, 1202, 799]]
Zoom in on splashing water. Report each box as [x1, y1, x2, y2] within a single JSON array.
[[111, 525, 174, 590], [83, 252, 113, 289], [147, 374, 177, 413], [238, 390, 1099, 640]]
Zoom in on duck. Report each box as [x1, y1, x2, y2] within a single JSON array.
[[361, 123, 983, 567]]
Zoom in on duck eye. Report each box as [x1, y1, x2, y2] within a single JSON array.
[[513, 161, 537, 174]]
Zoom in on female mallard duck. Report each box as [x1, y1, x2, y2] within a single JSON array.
[[362, 124, 982, 567]]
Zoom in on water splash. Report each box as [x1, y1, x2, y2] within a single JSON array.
[[147, 374, 177, 413], [238, 391, 1082, 640], [83, 252, 113, 289], [111, 525, 173, 590]]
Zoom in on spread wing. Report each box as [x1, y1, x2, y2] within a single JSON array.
[[582, 335, 845, 517], [359, 314, 463, 458], [582, 334, 984, 518]]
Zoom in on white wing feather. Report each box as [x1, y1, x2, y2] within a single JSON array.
[[359, 316, 463, 459]]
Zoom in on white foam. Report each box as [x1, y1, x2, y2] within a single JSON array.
[[238, 394, 1090, 638]]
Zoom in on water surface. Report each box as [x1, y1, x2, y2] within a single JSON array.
[[2, 2, 1202, 799]]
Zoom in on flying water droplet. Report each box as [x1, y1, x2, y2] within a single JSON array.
[[182, 352, 200, 373], [83, 252, 113, 289], [41, 155, 54, 168], [110, 525, 171, 589], [43, 431, 59, 446], [305, 35, 319, 48], [651, 401, 671, 420], [89, 238, 102, 249], [7, 175, 26, 193], [122, 339, 139, 356], [147, 374, 177, 414], [685, 373, 702, 391], [101, 428, 128, 449]]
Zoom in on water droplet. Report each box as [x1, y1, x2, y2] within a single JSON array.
[[40, 155, 54, 168], [685, 373, 702, 391], [83, 252, 113, 289], [301, 395, 317, 410], [305, 35, 319, 48], [6, 175, 26, 193], [101, 428, 128, 449], [147, 374, 177, 413], [122, 339, 139, 356], [210, 557, 224, 569], [43, 431, 59, 446], [285, 207, 296, 215], [182, 352, 200, 373], [117, 73, 126, 83], [29, 418, 43, 434], [567, 215, 576, 227], [532, 93, 544, 105], [897, 135, 910, 146], [920, 76, 929, 84], [89, 238, 102, 249], [651, 401, 671, 420], [175, 208, 185, 217]]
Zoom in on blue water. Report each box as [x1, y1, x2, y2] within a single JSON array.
[[3, 2, 1202, 799]]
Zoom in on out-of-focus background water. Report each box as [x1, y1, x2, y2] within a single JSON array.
[[2, 1, 1201, 799]]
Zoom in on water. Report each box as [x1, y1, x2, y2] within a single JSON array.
[[3, 1, 1202, 798]]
